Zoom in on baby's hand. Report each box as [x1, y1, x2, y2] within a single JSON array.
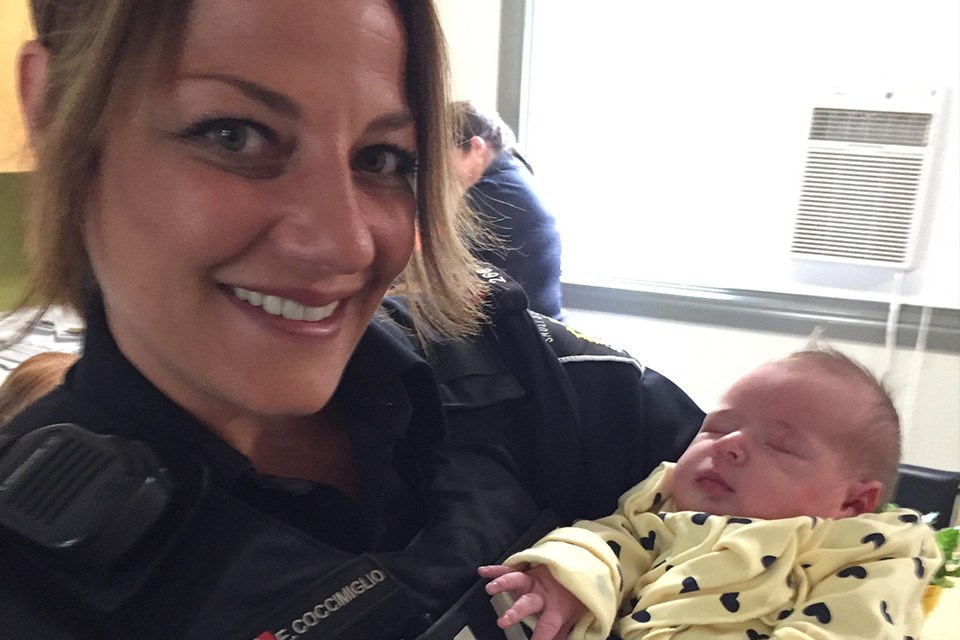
[[478, 564, 587, 640]]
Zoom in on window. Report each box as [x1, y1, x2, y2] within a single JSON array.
[[518, 0, 960, 308]]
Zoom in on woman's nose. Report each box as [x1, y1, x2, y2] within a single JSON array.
[[270, 165, 375, 274], [714, 431, 748, 464]]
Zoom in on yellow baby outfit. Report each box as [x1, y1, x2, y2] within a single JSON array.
[[506, 463, 940, 640]]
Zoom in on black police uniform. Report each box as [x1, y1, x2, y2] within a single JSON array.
[[0, 275, 703, 639]]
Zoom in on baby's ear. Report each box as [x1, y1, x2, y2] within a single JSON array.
[[840, 480, 882, 516]]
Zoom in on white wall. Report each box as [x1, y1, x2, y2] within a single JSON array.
[[435, 0, 502, 105]]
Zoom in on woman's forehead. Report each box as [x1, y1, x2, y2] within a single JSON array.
[[183, 0, 402, 43], [169, 0, 409, 105]]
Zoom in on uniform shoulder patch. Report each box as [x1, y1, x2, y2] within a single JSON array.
[[475, 267, 529, 315], [529, 311, 644, 373]]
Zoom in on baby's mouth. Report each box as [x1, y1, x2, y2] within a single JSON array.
[[696, 471, 734, 494]]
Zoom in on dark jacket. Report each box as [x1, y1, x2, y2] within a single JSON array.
[[0, 277, 702, 639], [470, 150, 564, 320]]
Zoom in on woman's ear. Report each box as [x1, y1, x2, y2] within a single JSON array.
[[466, 135, 486, 155], [840, 479, 883, 516], [456, 136, 489, 187], [18, 40, 51, 147]]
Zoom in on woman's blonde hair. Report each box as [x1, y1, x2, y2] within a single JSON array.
[[13, 0, 487, 340], [0, 351, 78, 427]]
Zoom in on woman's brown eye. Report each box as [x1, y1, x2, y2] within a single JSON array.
[[178, 117, 288, 179], [353, 144, 417, 176], [359, 150, 387, 172], [181, 118, 276, 156], [209, 125, 248, 152]]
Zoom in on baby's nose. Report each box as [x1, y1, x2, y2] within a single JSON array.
[[715, 431, 748, 464]]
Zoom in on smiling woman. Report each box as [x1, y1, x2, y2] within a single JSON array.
[[80, 1, 425, 435], [0, 1, 705, 638]]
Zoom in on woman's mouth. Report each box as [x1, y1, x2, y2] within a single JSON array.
[[230, 286, 339, 322]]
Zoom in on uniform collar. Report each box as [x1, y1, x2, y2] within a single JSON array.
[[483, 148, 534, 176], [71, 296, 442, 490], [483, 149, 516, 176]]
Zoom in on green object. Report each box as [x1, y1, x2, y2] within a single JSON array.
[[932, 525, 960, 588], [885, 503, 960, 588], [0, 171, 28, 310]]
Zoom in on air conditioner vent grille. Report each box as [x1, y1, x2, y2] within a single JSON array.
[[791, 150, 925, 264], [809, 108, 932, 146]]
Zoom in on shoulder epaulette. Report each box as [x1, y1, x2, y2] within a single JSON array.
[[528, 311, 645, 374], [475, 267, 529, 316]]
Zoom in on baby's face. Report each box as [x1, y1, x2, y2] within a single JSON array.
[[670, 361, 872, 520]]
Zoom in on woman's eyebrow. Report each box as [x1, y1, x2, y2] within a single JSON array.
[[180, 73, 302, 119], [365, 111, 415, 135]]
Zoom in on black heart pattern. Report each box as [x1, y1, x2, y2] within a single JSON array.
[[657, 512, 667, 520], [777, 609, 793, 620], [692, 513, 710, 525], [608, 540, 622, 557], [837, 565, 867, 579], [899, 513, 919, 524], [914, 557, 924, 579], [721, 592, 740, 612], [640, 531, 657, 551], [761, 555, 776, 568], [746, 630, 770, 640], [680, 577, 700, 593], [880, 600, 893, 624], [632, 609, 651, 623], [802, 602, 831, 624], [861, 532, 886, 549], [729, 517, 753, 524]]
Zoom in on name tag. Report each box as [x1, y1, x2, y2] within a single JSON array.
[[242, 555, 414, 640]]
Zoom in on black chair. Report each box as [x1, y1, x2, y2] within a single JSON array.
[[892, 463, 960, 529]]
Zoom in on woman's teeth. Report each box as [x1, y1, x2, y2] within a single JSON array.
[[231, 287, 339, 321]]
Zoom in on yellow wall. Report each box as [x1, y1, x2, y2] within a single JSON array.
[[1, 0, 34, 172]]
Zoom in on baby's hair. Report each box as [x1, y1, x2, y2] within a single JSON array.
[[0, 351, 78, 428], [779, 347, 901, 508]]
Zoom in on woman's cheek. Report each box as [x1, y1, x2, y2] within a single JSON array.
[[370, 194, 417, 268]]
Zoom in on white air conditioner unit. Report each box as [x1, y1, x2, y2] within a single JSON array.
[[790, 88, 947, 270]]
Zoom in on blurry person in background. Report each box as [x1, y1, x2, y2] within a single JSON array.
[[452, 100, 564, 320]]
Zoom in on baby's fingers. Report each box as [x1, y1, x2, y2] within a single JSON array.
[[497, 592, 544, 630], [478, 564, 516, 579], [483, 569, 534, 596]]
